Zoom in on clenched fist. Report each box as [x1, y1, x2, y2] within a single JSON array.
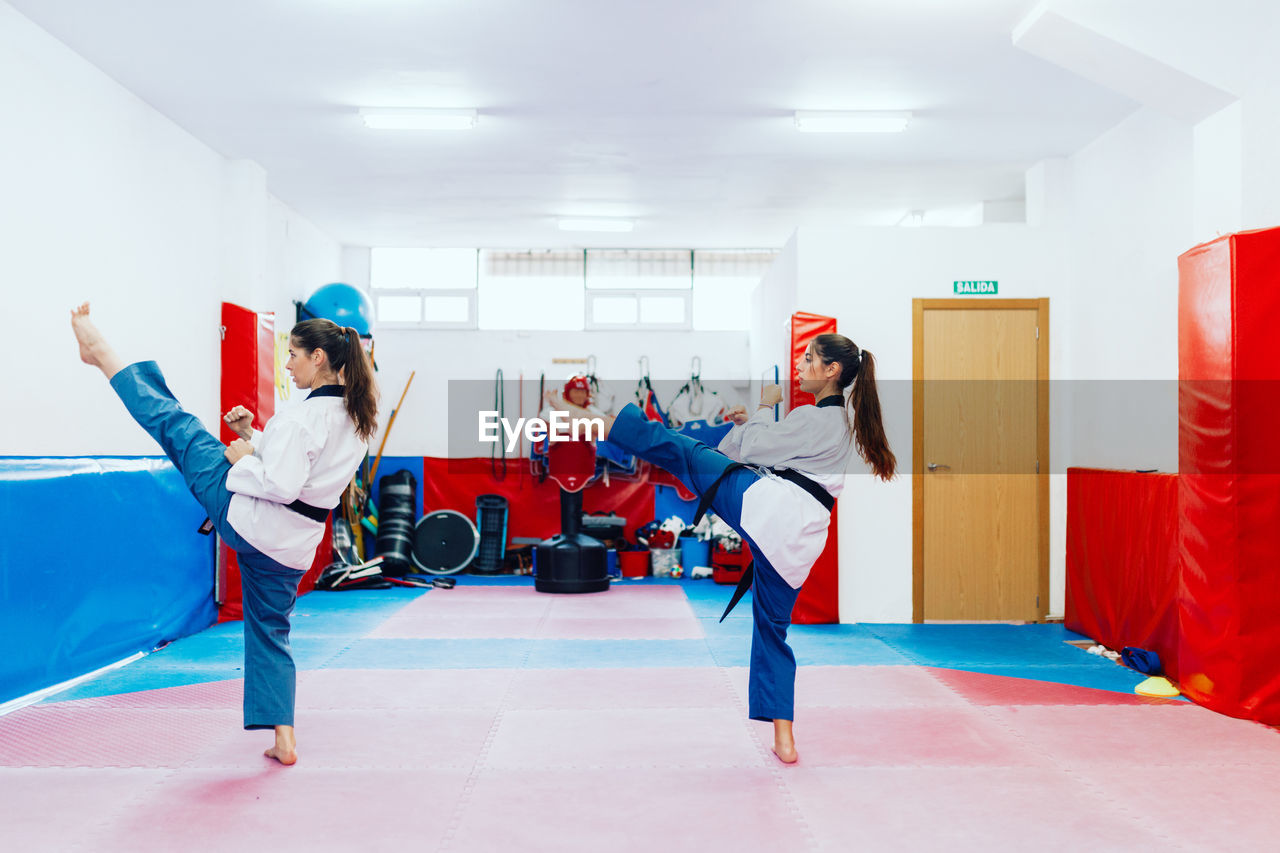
[[759, 384, 783, 408], [224, 438, 254, 465], [223, 405, 254, 440]]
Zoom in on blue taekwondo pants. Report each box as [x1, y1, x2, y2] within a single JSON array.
[[608, 403, 801, 722], [110, 361, 306, 730]]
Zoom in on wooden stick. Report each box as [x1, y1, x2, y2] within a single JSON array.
[[368, 370, 415, 487]]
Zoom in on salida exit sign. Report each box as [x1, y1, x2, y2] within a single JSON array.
[[954, 280, 998, 294]]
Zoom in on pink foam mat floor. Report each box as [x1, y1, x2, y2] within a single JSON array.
[[6, 585, 1280, 851], [370, 585, 702, 640]]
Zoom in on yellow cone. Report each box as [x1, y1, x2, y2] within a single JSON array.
[[1135, 676, 1180, 698]]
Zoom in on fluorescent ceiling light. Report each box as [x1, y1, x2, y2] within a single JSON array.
[[557, 218, 634, 233], [359, 108, 478, 130], [794, 110, 912, 133]]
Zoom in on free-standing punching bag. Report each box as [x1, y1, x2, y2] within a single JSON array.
[[375, 469, 417, 576], [535, 441, 608, 594]]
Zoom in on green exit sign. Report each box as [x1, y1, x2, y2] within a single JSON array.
[[954, 280, 998, 294]]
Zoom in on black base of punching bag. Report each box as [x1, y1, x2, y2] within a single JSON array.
[[534, 534, 609, 593], [534, 486, 609, 594]]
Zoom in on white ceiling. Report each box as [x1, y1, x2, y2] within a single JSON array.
[[8, 0, 1139, 248]]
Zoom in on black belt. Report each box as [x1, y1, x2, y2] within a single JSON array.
[[197, 498, 331, 535], [286, 499, 333, 523], [690, 463, 834, 622]]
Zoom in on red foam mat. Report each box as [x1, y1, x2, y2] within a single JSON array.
[[1178, 228, 1280, 725], [927, 667, 1180, 707], [1064, 468, 1180, 678]]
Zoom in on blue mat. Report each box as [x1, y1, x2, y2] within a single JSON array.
[[327, 638, 533, 670], [525, 640, 717, 669], [39, 578, 1152, 702]]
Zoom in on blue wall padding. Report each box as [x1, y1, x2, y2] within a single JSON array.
[[654, 484, 697, 525], [370, 456, 424, 512], [0, 457, 217, 704]]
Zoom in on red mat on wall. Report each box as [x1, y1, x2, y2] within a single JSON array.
[[788, 311, 840, 624], [218, 303, 329, 623], [1177, 228, 1280, 725], [421, 458, 656, 545], [1064, 468, 1180, 679]]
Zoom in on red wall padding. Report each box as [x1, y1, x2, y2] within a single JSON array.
[[788, 311, 836, 409], [789, 311, 840, 624], [218, 303, 329, 623], [1064, 468, 1180, 679], [421, 458, 656, 545], [1177, 228, 1280, 725], [218, 303, 275, 445]]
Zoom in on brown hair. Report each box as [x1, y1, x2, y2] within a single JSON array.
[[812, 333, 896, 481], [290, 318, 380, 441]]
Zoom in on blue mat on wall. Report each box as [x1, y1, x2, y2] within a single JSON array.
[[0, 457, 216, 704]]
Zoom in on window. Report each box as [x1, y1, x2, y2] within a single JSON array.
[[584, 249, 692, 330], [371, 248, 478, 329], [478, 250, 585, 331], [692, 249, 778, 331], [371, 248, 477, 289], [368, 246, 778, 332]]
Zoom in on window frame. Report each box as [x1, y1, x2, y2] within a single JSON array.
[[371, 287, 478, 330], [584, 288, 693, 331]]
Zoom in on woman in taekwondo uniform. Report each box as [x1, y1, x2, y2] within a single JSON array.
[[548, 333, 896, 764], [72, 303, 377, 766]]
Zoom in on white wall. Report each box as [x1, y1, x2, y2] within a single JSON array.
[[1064, 106, 1192, 476], [792, 224, 1067, 622], [749, 231, 799, 397], [0, 2, 341, 455], [790, 108, 1196, 623]]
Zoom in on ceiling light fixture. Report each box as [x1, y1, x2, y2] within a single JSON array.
[[794, 110, 913, 133], [359, 108, 478, 130], [557, 218, 634, 233]]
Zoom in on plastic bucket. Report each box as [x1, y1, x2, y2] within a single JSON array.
[[680, 536, 711, 570], [618, 549, 650, 578]]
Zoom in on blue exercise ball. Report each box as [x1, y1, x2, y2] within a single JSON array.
[[301, 283, 375, 336]]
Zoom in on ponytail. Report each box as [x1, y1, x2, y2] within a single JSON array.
[[848, 350, 895, 481], [339, 327, 379, 442], [291, 318, 381, 442], [812, 333, 897, 481]]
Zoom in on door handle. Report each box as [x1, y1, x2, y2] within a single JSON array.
[[927, 463, 951, 472]]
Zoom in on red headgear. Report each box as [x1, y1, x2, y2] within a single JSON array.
[[563, 375, 591, 396]]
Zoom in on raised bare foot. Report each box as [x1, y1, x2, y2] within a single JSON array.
[[772, 719, 799, 764], [264, 725, 297, 766], [70, 302, 104, 366], [70, 302, 125, 378]]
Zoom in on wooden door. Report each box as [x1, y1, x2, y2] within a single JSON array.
[[913, 300, 1048, 621]]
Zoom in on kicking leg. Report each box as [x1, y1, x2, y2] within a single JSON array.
[[84, 325, 238, 532], [584, 402, 754, 524]]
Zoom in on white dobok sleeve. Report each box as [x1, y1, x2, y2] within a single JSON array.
[[717, 406, 817, 469], [225, 417, 315, 504]]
